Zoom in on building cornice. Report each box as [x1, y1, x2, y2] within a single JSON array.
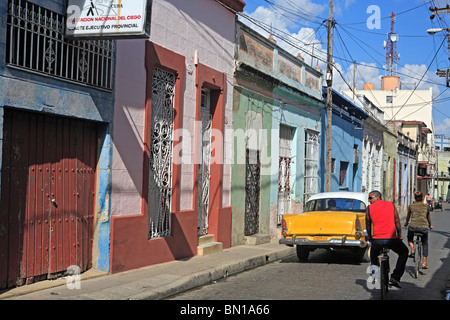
[[216, 0, 246, 13]]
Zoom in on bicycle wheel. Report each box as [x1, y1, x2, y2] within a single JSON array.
[[380, 260, 389, 300]]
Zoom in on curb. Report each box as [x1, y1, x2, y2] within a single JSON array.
[[130, 246, 296, 300], [0, 245, 296, 300]]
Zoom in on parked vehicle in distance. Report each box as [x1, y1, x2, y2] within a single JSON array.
[[434, 197, 443, 211], [279, 192, 370, 262]]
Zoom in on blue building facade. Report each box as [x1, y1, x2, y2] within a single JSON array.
[[435, 134, 450, 151], [0, 0, 114, 288], [319, 89, 368, 193]]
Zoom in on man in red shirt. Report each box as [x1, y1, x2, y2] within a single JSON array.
[[366, 190, 409, 288]]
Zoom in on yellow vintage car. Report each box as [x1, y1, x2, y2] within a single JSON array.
[[279, 192, 370, 262]]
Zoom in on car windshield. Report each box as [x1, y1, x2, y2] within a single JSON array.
[[304, 198, 366, 213]]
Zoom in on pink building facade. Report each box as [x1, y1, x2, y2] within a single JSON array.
[[109, 0, 245, 273]]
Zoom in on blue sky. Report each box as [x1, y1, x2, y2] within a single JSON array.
[[238, 0, 450, 137]]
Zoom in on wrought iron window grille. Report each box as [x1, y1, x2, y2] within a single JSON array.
[[245, 148, 260, 236], [148, 67, 175, 239], [6, 0, 114, 91], [304, 130, 319, 200], [197, 88, 212, 237]]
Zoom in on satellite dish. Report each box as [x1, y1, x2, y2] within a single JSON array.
[[398, 54, 400, 59], [390, 33, 399, 42], [383, 40, 387, 48]]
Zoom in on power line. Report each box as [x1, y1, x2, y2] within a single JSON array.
[[385, 33, 447, 124], [340, 1, 433, 26], [400, 87, 449, 120], [340, 24, 429, 38], [240, 2, 450, 103], [240, 1, 449, 136], [331, 20, 449, 125], [262, 0, 326, 24], [238, 12, 328, 62], [240, 12, 449, 89], [241, 2, 448, 88], [336, 23, 447, 87]]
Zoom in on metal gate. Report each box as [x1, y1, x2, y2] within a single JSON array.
[[244, 148, 260, 236], [198, 89, 212, 236], [0, 109, 97, 288], [278, 125, 293, 224]]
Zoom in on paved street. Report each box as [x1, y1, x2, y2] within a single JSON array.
[[169, 205, 450, 300], [1, 204, 448, 302]]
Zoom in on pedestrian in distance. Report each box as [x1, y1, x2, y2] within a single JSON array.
[[426, 193, 432, 208], [404, 191, 433, 269], [365, 190, 409, 288]]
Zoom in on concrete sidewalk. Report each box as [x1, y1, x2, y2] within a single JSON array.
[[0, 241, 295, 300]]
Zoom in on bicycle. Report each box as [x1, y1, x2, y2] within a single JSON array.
[[413, 232, 424, 279], [378, 247, 390, 300]]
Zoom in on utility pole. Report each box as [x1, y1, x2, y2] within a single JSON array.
[[325, 0, 334, 192]]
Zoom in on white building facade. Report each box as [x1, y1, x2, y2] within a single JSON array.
[[345, 76, 435, 200]]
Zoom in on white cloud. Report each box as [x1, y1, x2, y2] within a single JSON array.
[[344, 0, 357, 8], [434, 117, 450, 137], [242, 5, 288, 34], [241, 0, 327, 68], [273, 0, 326, 20], [333, 62, 381, 92], [398, 64, 438, 92], [240, 1, 449, 138], [331, 0, 358, 17], [243, 0, 325, 29]]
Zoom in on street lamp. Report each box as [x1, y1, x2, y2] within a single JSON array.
[[426, 27, 450, 86], [426, 28, 445, 35], [426, 27, 450, 35]]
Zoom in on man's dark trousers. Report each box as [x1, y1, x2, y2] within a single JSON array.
[[370, 238, 409, 281]]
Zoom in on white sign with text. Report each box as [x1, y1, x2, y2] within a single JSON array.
[[66, 0, 148, 38]]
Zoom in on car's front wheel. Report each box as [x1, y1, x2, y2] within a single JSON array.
[[296, 245, 310, 261]]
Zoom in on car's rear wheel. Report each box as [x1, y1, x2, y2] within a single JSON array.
[[296, 245, 310, 261]]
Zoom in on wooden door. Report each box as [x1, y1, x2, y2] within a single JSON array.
[[0, 109, 97, 288]]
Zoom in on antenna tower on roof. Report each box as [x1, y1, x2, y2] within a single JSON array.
[[383, 12, 399, 76]]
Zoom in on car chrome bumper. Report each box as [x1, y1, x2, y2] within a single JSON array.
[[279, 236, 366, 248]]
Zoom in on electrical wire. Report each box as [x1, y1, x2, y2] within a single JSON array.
[[340, 24, 429, 38], [240, 12, 449, 89], [340, 1, 433, 26], [240, 2, 448, 88], [332, 21, 449, 123], [262, 0, 326, 25], [336, 23, 446, 87], [239, 1, 450, 122], [238, 12, 328, 62], [385, 34, 447, 124], [400, 87, 448, 120]]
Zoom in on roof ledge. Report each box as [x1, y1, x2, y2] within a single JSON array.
[[217, 0, 246, 13]]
